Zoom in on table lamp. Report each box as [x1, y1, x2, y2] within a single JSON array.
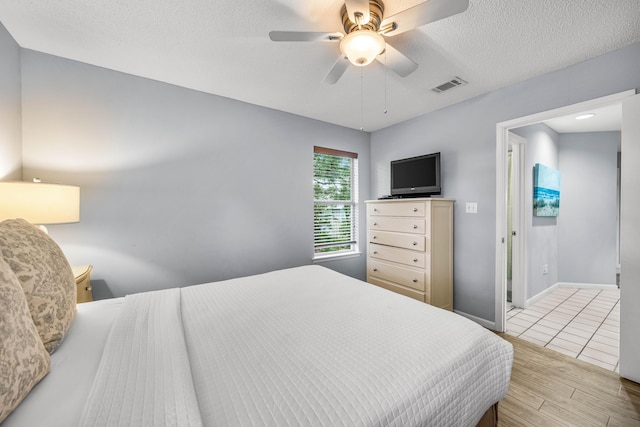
[[0, 180, 80, 233]]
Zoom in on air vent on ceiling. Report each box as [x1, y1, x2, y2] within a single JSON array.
[[431, 77, 467, 93]]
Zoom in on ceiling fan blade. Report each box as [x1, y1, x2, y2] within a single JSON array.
[[322, 56, 350, 85], [344, 0, 371, 25], [380, 0, 469, 37], [269, 31, 343, 42], [376, 43, 418, 77]]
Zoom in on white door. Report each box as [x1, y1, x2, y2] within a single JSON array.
[[508, 132, 526, 309], [619, 93, 640, 382]]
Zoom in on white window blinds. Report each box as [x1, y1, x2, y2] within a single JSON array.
[[313, 146, 358, 255]]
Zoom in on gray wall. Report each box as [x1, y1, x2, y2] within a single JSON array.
[[0, 22, 22, 180], [558, 132, 619, 285], [20, 50, 370, 298], [513, 123, 560, 299], [370, 42, 640, 322]]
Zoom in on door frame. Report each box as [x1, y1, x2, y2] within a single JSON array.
[[494, 89, 635, 332]]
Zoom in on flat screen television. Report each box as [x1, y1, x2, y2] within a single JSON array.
[[390, 152, 441, 198]]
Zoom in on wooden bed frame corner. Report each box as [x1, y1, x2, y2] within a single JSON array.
[[476, 403, 499, 427]]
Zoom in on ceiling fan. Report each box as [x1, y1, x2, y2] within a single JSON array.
[[269, 0, 469, 84]]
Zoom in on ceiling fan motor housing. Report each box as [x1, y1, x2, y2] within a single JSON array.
[[341, 0, 384, 33]]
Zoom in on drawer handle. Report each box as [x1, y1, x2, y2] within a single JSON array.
[[413, 208, 418, 212], [413, 225, 418, 229], [373, 222, 378, 226], [413, 279, 418, 283], [373, 251, 378, 255], [373, 268, 378, 272], [413, 258, 418, 263], [373, 236, 377, 240], [412, 241, 417, 246], [374, 208, 378, 212]]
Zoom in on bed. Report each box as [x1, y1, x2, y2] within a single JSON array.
[[1, 219, 512, 427]]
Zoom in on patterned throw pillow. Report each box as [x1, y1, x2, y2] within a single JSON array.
[[0, 256, 51, 423], [0, 219, 76, 353]]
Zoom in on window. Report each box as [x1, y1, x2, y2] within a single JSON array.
[[313, 146, 359, 258]]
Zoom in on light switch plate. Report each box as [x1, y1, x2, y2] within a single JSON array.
[[465, 202, 478, 214]]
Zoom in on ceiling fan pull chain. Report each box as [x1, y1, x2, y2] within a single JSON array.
[[384, 48, 388, 114], [360, 65, 364, 131]]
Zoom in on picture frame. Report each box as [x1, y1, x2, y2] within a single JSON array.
[[533, 163, 561, 217]]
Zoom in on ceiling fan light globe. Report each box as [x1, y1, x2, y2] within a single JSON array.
[[339, 30, 385, 67]]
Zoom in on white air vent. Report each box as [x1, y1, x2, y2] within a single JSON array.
[[431, 77, 467, 93]]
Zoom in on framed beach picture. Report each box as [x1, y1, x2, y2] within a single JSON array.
[[533, 163, 561, 217]]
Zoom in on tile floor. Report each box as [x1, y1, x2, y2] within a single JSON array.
[[506, 287, 620, 371]]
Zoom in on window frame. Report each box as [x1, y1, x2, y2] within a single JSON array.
[[312, 146, 360, 261]]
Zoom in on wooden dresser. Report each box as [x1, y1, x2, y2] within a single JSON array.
[[366, 198, 454, 310]]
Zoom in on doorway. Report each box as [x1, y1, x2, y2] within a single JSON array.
[[494, 89, 635, 332], [495, 90, 640, 382]]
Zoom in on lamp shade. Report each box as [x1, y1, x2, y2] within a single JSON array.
[[340, 30, 385, 66], [0, 181, 80, 224]]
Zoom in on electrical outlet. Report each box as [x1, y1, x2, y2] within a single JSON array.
[[465, 202, 478, 214], [542, 264, 548, 275]]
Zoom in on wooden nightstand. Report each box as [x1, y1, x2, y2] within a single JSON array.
[[72, 265, 93, 303]]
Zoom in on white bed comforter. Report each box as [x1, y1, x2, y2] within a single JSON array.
[[80, 266, 513, 427]]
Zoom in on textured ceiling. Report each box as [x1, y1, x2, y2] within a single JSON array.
[[1, 0, 639, 131]]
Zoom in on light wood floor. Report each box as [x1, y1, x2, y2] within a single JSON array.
[[497, 333, 640, 426]]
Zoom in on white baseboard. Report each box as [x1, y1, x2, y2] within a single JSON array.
[[524, 283, 560, 308], [525, 282, 618, 307], [454, 310, 496, 330], [556, 282, 618, 291]]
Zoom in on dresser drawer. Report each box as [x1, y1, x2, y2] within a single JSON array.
[[368, 260, 425, 291], [368, 230, 426, 252], [368, 277, 426, 303], [369, 217, 426, 234], [367, 201, 427, 218], [369, 243, 427, 268]]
